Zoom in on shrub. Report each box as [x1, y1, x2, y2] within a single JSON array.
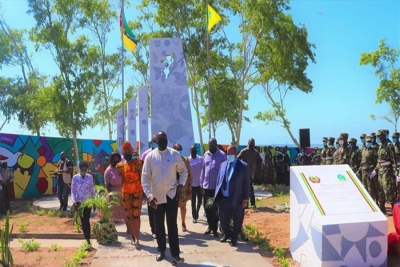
[[18, 238, 41, 252]]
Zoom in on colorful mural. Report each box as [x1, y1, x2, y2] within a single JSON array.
[[0, 133, 117, 199]]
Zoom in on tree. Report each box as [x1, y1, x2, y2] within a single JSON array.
[[28, 0, 100, 163], [360, 38, 400, 133], [250, 0, 316, 147]]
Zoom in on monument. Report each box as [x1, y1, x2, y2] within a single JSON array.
[[149, 38, 195, 154], [290, 165, 387, 267]]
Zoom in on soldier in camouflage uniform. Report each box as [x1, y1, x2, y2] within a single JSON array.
[[320, 137, 328, 165], [336, 133, 352, 165], [373, 129, 397, 215], [371, 132, 379, 154], [326, 137, 336, 165], [333, 137, 340, 164], [393, 133, 400, 169], [360, 133, 366, 152], [356, 136, 378, 205], [311, 147, 322, 165], [348, 138, 361, 175]]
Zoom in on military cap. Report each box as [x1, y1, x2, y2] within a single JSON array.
[[314, 146, 319, 150], [392, 132, 399, 138], [376, 129, 386, 136], [329, 137, 335, 142], [370, 132, 376, 137], [360, 133, 366, 138], [339, 133, 348, 139], [365, 136, 372, 142], [395, 132, 400, 137], [322, 137, 328, 142], [348, 138, 357, 143]]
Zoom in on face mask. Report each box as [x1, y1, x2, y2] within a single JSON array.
[[366, 143, 372, 149], [372, 137, 376, 143], [323, 142, 327, 146], [132, 155, 137, 160], [393, 138, 398, 143], [339, 140, 344, 145], [227, 155, 235, 163], [387, 134, 389, 139], [124, 153, 133, 161], [152, 143, 157, 149], [157, 139, 168, 151], [179, 150, 183, 155], [360, 138, 364, 143], [376, 138, 381, 144], [335, 144, 339, 149]]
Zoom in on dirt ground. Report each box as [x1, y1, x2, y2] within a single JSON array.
[[5, 197, 400, 267]]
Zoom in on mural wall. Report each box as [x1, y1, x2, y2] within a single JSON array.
[[0, 132, 303, 199]]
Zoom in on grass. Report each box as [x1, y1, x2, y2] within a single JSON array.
[[47, 210, 56, 217], [35, 209, 46, 216], [19, 222, 28, 233], [18, 238, 41, 252], [62, 241, 91, 266], [50, 243, 62, 251]]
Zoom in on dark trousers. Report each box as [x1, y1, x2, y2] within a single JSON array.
[[80, 206, 92, 241], [57, 178, 70, 209], [204, 189, 219, 232], [219, 197, 244, 243], [2, 184, 10, 211], [148, 203, 156, 234], [191, 186, 202, 220], [249, 184, 256, 207], [154, 194, 180, 257]]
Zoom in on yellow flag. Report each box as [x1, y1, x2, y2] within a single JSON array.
[[207, 4, 221, 32]]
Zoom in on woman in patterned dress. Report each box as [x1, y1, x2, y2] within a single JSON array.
[[173, 143, 192, 232], [116, 141, 144, 247], [104, 152, 128, 233]]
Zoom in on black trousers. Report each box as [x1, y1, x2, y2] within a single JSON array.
[[191, 186, 202, 220], [57, 177, 70, 209], [2, 184, 10, 211], [154, 194, 180, 257], [249, 184, 256, 207], [148, 203, 156, 234], [80, 206, 91, 241], [204, 189, 219, 232], [219, 197, 244, 243]]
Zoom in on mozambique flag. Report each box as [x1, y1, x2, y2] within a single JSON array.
[[207, 4, 221, 32], [120, 8, 138, 52]]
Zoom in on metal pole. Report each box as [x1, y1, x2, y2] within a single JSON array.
[[206, 1, 211, 140], [121, 0, 125, 142]]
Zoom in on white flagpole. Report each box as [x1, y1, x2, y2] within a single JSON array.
[[121, 0, 125, 143], [206, 2, 212, 140]]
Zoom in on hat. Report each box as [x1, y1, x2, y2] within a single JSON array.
[[348, 138, 357, 143], [339, 133, 348, 139], [365, 136, 372, 142], [376, 129, 386, 136], [370, 132, 376, 137], [322, 137, 328, 142], [360, 133, 366, 138], [122, 141, 135, 152], [314, 146, 319, 150], [392, 132, 398, 138], [329, 137, 335, 141]]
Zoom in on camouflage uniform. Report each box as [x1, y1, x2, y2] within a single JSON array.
[[332, 138, 340, 164], [348, 138, 361, 175], [375, 129, 397, 205], [393, 133, 400, 172], [326, 137, 336, 165], [336, 133, 352, 165], [358, 136, 378, 202], [320, 137, 328, 165], [311, 147, 322, 165], [360, 133, 366, 152]]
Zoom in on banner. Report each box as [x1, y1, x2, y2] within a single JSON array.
[[138, 86, 149, 155], [149, 38, 195, 155], [127, 97, 137, 151], [116, 107, 125, 153]]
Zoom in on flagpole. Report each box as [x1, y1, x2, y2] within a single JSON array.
[[206, 2, 212, 140], [121, 0, 125, 143]]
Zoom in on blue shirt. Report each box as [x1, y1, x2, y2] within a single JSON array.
[[221, 159, 237, 197]]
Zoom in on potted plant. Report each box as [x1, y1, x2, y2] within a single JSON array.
[[79, 185, 120, 245]]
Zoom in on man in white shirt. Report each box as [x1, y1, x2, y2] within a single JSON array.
[[142, 131, 188, 265]]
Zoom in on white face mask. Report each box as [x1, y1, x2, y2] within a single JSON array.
[[339, 140, 344, 145]]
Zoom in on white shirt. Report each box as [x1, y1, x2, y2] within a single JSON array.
[[141, 147, 188, 204]]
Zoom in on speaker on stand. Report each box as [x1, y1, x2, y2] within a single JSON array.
[[299, 128, 310, 148]]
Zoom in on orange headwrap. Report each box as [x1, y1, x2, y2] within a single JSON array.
[[122, 141, 135, 152]]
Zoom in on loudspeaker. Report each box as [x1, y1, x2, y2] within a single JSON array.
[[299, 128, 310, 148]]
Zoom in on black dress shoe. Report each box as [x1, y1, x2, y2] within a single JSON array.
[[58, 206, 63, 211], [171, 256, 184, 264], [229, 241, 237, 247], [156, 252, 165, 262], [212, 230, 219, 237], [204, 228, 211, 235], [220, 235, 231, 242]]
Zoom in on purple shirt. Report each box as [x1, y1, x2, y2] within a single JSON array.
[[141, 148, 152, 161], [71, 173, 95, 204], [189, 155, 203, 187], [200, 149, 227, 190], [104, 165, 123, 192]]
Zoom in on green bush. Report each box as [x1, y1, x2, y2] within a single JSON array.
[[18, 238, 41, 252], [50, 243, 61, 251], [35, 209, 45, 216], [47, 210, 56, 217], [0, 211, 14, 267]]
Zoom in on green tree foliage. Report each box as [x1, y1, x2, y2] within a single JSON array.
[[28, 0, 100, 162], [360, 38, 400, 132]]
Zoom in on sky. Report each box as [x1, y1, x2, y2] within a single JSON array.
[[1, 0, 400, 147]]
